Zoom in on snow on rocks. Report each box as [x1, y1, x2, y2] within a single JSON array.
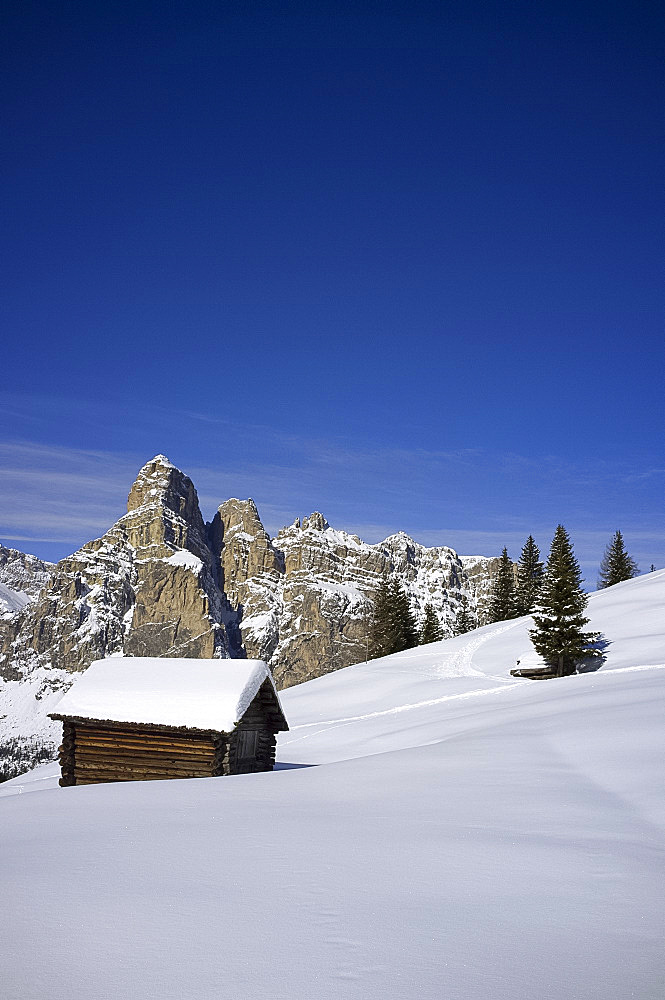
[[0, 581, 31, 617], [0, 544, 53, 614], [163, 549, 203, 573]]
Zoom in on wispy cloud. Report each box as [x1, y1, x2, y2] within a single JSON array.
[[621, 467, 665, 484], [0, 441, 141, 549], [1, 391, 663, 571]]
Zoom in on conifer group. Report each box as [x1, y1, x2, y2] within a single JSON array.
[[597, 531, 638, 589], [529, 525, 601, 677], [368, 575, 418, 658]]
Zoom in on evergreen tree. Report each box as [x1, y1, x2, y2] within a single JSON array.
[[389, 578, 418, 653], [420, 602, 443, 645], [368, 575, 418, 658], [487, 548, 518, 623], [597, 531, 639, 589], [515, 535, 544, 615], [529, 525, 601, 677], [452, 594, 477, 635], [368, 574, 393, 659]]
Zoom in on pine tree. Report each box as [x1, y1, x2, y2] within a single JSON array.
[[452, 594, 477, 635], [420, 602, 443, 645], [487, 548, 518, 623], [368, 575, 418, 658], [368, 575, 393, 659], [597, 531, 639, 589], [515, 535, 544, 615], [389, 578, 418, 653], [529, 525, 601, 677]]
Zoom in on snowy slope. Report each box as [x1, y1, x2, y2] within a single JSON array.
[[2, 571, 664, 1000], [0, 580, 31, 617]]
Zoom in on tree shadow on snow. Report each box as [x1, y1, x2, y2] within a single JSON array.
[[577, 637, 611, 673], [274, 761, 317, 770]]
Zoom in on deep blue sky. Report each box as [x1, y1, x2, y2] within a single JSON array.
[[1, 0, 663, 581]]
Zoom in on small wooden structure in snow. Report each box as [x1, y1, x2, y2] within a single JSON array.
[[510, 664, 557, 680], [509, 650, 557, 680], [49, 657, 288, 786]]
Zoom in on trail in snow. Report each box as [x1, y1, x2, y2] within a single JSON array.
[[442, 617, 526, 682], [604, 663, 665, 674], [279, 682, 520, 746], [280, 619, 527, 748]]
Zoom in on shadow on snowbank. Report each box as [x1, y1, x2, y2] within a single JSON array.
[[274, 762, 317, 770], [578, 637, 611, 673]]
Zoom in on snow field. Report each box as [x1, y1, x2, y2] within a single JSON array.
[[2, 569, 664, 999]]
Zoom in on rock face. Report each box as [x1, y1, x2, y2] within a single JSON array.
[[0, 456, 236, 686], [0, 454, 502, 773], [209, 509, 477, 689], [460, 555, 518, 624], [120, 456, 236, 660], [0, 546, 53, 617], [208, 498, 284, 665]]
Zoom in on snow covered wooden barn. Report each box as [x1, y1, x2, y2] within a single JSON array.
[[49, 657, 288, 786]]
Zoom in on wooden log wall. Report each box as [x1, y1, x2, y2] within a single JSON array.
[[58, 721, 76, 787], [67, 723, 225, 785]]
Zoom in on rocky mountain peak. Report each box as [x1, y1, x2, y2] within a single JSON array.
[[214, 497, 263, 530], [123, 455, 208, 562], [381, 530, 418, 551], [127, 454, 195, 514], [0, 456, 237, 695], [208, 498, 283, 611], [301, 512, 330, 532], [383, 530, 416, 544]]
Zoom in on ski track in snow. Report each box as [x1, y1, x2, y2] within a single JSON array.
[[280, 613, 665, 750], [606, 663, 665, 674], [280, 619, 527, 746], [279, 683, 521, 746], [442, 617, 526, 682]]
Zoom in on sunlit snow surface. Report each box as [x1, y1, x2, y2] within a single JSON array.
[[51, 656, 277, 732], [0, 580, 31, 616], [3, 571, 665, 999]]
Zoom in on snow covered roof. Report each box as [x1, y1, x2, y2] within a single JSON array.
[[50, 657, 287, 733]]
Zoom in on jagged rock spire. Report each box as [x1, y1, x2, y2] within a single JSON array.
[[301, 512, 330, 532], [208, 498, 283, 661], [123, 455, 208, 562]]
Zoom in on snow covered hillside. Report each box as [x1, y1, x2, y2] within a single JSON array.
[[3, 571, 664, 1000]]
